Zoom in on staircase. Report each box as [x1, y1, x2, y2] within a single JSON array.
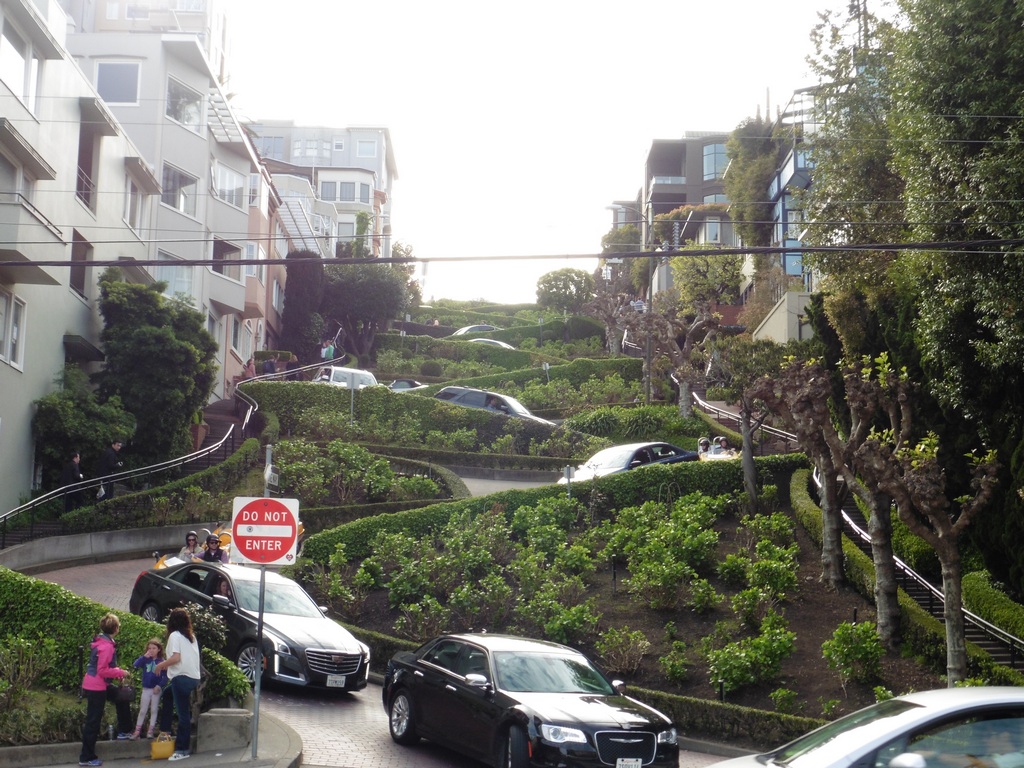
[[183, 398, 245, 476], [837, 490, 1023, 670]]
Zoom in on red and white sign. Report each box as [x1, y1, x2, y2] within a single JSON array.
[[231, 497, 299, 565]]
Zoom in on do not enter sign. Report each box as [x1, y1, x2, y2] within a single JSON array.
[[231, 497, 299, 565]]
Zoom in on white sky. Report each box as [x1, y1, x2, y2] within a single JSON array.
[[225, 1, 851, 305]]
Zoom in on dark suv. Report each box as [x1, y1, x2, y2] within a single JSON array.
[[433, 386, 554, 426]]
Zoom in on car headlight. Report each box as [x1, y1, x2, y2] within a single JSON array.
[[540, 724, 587, 744], [657, 727, 678, 745], [263, 629, 292, 656]]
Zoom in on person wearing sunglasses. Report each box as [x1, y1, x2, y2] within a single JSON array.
[[177, 532, 202, 562], [201, 534, 230, 564]]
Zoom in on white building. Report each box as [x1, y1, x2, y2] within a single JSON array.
[[0, 0, 160, 513]]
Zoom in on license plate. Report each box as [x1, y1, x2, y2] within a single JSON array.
[[616, 760, 641, 768], [326, 674, 347, 688]]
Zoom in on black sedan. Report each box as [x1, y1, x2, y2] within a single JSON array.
[[128, 561, 369, 691], [382, 633, 679, 768], [558, 442, 699, 484]]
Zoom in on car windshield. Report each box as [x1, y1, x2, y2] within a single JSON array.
[[231, 579, 324, 618], [500, 395, 532, 417], [493, 651, 615, 694], [584, 446, 635, 470], [768, 699, 921, 766]]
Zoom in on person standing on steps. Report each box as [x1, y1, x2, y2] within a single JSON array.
[[95, 439, 123, 501], [60, 450, 85, 512]]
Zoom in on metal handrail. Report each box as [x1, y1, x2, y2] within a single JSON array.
[[811, 469, 1024, 666], [1, 394, 259, 549], [691, 391, 799, 450]]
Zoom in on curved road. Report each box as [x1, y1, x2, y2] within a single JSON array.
[[40, 558, 720, 768]]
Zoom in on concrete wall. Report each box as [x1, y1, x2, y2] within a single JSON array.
[[0, 521, 221, 575]]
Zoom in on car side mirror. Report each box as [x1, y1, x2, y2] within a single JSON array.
[[465, 673, 491, 690], [612, 679, 626, 694], [212, 594, 233, 608], [889, 754, 927, 768]]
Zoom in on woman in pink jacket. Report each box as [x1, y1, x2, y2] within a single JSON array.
[[79, 612, 133, 767]]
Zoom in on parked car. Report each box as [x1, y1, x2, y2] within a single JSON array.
[[450, 324, 501, 336], [389, 378, 428, 391], [434, 386, 554, 426], [558, 441, 699, 484], [710, 687, 1024, 768], [312, 366, 379, 389], [468, 338, 516, 350], [128, 561, 370, 691], [382, 633, 679, 768]]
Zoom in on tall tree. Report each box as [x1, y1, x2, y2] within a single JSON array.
[[279, 250, 326, 365], [94, 269, 217, 465], [536, 268, 595, 315], [724, 115, 782, 248], [320, 263, 408, 361], [888, 0, 1024, 593]]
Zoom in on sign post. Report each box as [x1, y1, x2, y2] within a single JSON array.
[[231, 497, 300, 758]]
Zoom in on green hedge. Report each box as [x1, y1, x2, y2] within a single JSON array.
[[414, 357, 644, 397], [0, 566, 250, 705], [361, 443, 573, 470], [302, 454, 807, 565], [789, 470, 1024, 686], [963, 571, 1024, 641]]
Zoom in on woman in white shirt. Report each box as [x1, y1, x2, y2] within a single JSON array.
[[154, 608, 202, 762]]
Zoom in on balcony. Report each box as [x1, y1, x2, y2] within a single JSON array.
[[0, 192, 63, 285]]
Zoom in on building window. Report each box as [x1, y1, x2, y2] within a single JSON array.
[[703, 217, 721, 244], [703, 143, 727, 181], [272, 278, 284, 312], [320, 181, 336, 201], [166, 77, 203, 133], [96, 61, 140, 105], [161, 164, 198, 216], [703, 193, 728, 204], [245, 242, 265, 282], [126, 4, 150, 19], [212, 162, 245, 208], [70, 231, 90, 298], [339, 182, 354, 201], [0, 20, 41, 112], [0, 286, 26, 369], [154, 252, 194, 299], [359, 183, 370, 204], [338, 221, 355, 240], [356, 140, 376, 158], [125, 177, 146, 233], [333, 139, 344, 151], [231, 316, 241, 352], [255, 135, 283, 159]]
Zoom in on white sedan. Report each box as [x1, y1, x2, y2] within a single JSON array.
[[559, 442, 698, 484], [710, 687, 1024, 768]]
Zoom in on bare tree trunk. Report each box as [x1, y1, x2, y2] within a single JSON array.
[[867, 492, 902, 649], [937, 545, 967, 685], [817, 462, 845, 590], [739, 405, 759, 513]]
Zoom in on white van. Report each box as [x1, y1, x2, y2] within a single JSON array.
[[312, 366, 379, 389]]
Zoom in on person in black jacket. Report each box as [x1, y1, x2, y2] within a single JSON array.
[[96, 439, 123, 501], [60, 451, 84, 513]]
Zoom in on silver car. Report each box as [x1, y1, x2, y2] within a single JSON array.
[[710, 687, 1024, 768]]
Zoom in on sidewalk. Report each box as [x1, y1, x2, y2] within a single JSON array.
[[1, 711, 301, 768]]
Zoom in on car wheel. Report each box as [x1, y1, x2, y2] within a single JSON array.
[[504, 725, 529, 768], [235, 642, 261, 684], [140, 602, 162, 622], [388, 690, 419, 745]]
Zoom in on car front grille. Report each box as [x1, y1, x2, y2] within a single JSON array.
[[594, 730, 657, 765], [304, 649, 363, 675]]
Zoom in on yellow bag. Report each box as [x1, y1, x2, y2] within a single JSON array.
[[151, 733, 175, 760]]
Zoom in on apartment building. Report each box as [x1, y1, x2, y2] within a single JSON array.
[[0, 0, 162, 513], [57, 0, 293, 393], [610, 131, 739, 298], [248, 121, 397, 259]]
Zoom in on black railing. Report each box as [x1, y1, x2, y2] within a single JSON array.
[[0, 394, 258, 551]]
